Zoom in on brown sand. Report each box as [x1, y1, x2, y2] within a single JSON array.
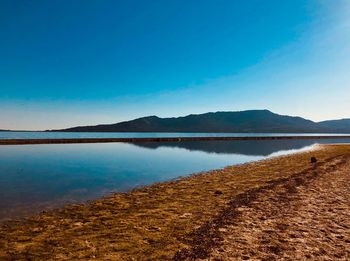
[[176, 153, 350, 260], [0, 144, 350, 260]]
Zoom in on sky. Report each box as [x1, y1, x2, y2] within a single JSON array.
[[1, 0, 349, 130]]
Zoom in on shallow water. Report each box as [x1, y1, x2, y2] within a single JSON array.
[[0, 131, 349, 139], [0, 138, 350, 221]]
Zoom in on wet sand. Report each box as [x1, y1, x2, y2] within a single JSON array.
[[1, 144, 350, 260]]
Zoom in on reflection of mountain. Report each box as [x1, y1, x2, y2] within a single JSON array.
[[131, 139, 350, 156]]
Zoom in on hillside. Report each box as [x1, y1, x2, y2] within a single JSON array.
[[318, 119, 350, 133], [51, 110, 350, 133]]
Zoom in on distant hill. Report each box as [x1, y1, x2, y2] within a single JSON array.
[[50, 110, 350, 133], [318, 119, 350, 133]]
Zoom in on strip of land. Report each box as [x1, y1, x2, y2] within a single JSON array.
[[1, 144, 350, 260], [1, 135, 350, 145]]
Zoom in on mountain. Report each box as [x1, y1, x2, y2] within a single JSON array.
[[50, 110, 350, 133], [318, 119, 350, 133]]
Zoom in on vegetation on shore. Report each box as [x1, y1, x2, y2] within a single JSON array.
[[1, 144, 350, 259]]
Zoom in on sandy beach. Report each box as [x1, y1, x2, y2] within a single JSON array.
[[176, 148, 350, 260], [1, 144, 350, 260]]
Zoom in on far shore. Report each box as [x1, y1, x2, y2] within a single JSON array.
[[1, 144, 350, 259], [1, 135, 350, 145]]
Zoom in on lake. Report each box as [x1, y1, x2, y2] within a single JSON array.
[[1, 131, 350, 139], [1, 135, 350, 222]]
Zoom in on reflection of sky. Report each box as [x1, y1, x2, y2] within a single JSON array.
[[267, 145, 316, 158], [0, 143, 261, 198], [0, 139, 348, 220], [0, 142, 262, 220]]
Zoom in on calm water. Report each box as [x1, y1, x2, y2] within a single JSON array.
[[1, 138, 350, 221], [1, 131, 350, 139]]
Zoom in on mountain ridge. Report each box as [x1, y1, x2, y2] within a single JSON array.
[[49, 110, 350, 133]]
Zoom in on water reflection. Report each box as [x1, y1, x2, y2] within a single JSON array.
[[0, 139, 349, 221], [131, 139, 350, 156]]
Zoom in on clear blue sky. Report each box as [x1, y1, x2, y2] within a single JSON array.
[[1, 0, 349, 130]]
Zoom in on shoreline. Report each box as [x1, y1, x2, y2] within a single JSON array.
[[1, 135, 350, 145], [177, 151, 350, 260], [1, 144, 350, 259]]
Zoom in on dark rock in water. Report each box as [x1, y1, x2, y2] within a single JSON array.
[[311, 157, 317, 163]]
